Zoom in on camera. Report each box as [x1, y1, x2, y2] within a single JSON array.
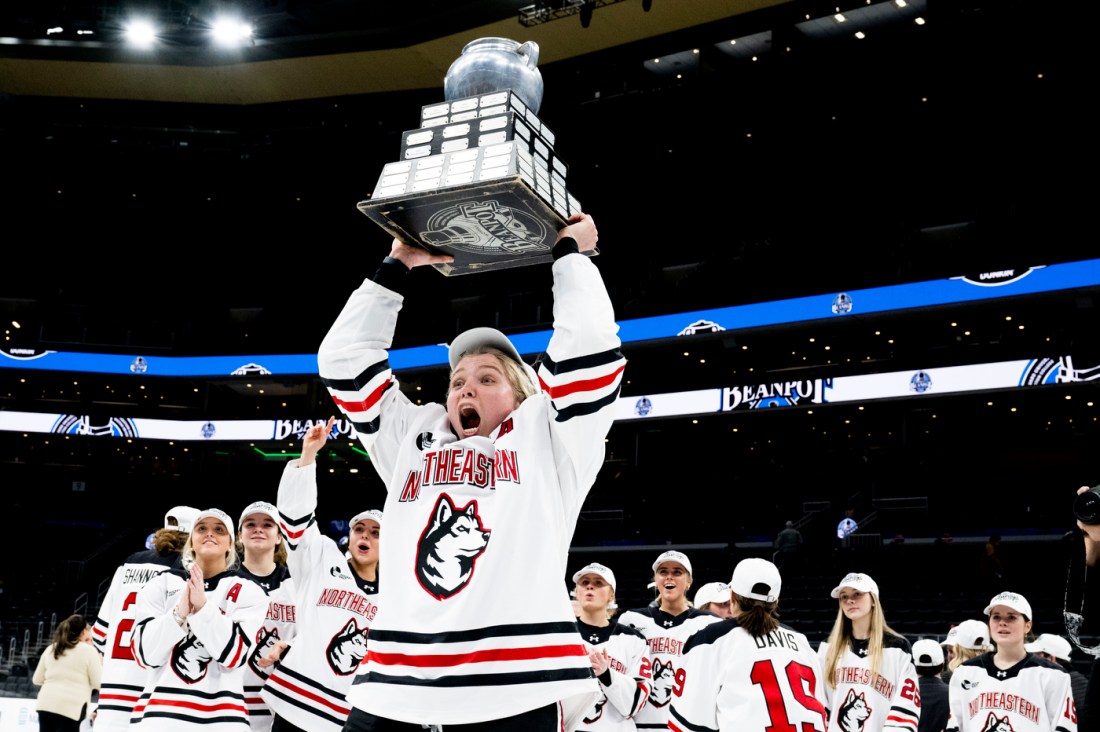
[[1073, 485, 1100, 525]]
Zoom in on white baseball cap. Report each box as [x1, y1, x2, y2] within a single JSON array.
[[940, 625, 959, 647], [164, 505, 200, 532], [448, 327, 523, 370], [983, 591, 1032, 619], [954, 619, 992, 651], [192, 508, 234, 538], [349, 509, 383, 529], [730, 557, 782, 602], [652, 550, 692, 576], [912, 638, 945, 667], [572, 562, 617, 591], [1026, 633, 1072, 661], [239, 501, 279, 529], [693, 582, 731, 608], [830, 572, 879, 598]]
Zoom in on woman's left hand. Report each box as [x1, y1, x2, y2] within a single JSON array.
[[588, 646, 610, 676], [187, 563, 207, 613]]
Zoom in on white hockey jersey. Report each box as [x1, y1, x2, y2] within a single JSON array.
[[669, 619, 829, 732], [91, 549, 180, 732], [818, 635, 921, 732], [575, 618, 651, 731], [130, 567, 268, 730], [946, 653, 1076, 732], [317, 252, 625, 726], [260, 460, 379, 732], [238, 563, 296, 732], [616, 606, 723, 730]]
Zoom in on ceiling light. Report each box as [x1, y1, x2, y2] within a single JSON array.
[[46, 27, 63, 36], [124, 18, 158, 48], [835, 13, 847, 22], [895, 0, 907, 6], [854, 31, 866, 39], [212, 18, 253, 47], [914, 16, 926, 25]]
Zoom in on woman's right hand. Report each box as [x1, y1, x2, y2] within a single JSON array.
[[388, 237, 454, 269], [256, 640, 290, 668]]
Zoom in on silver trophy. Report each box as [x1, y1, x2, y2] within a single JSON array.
[[358, 38, 589, 276]]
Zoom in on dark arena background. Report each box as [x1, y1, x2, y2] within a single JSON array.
[[1, 0, 1096, 690]]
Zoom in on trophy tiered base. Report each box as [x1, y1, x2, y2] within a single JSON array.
[[358, 90, 590, 277]]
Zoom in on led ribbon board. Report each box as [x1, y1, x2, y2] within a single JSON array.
[[3, 260, 1098, 376]]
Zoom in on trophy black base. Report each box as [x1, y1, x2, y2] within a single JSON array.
[[358, 177, 591, 277]]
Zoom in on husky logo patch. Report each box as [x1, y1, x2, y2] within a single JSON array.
[[416, 494, 491, 599], [326, 618, 369, 675], [248, 627, 281, 677], [171, 632, 213, 683], [980, 712, 1014, 732], [583, 694, 609, 724], [648, 658, 676, 708], [837, 689, 871, 732]]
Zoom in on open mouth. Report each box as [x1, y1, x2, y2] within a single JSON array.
[[460, 405, 481, 433], [357, 543, 370, 554]]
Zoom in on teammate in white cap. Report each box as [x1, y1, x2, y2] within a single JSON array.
[[130, 507, 268, 730], [946, 591, 1076, 732], [670, 557, 827, 732], [1026, 634, 1089, 717], [911, 639, 949, 732], [235, 500, 296, 732], [818, 572, 921, 732], [261, 417, 382, 732], [693, 582, 733, 619], [618, 550, 722, 730], [318, 213, 624, 731], [91, 506, 199, 731], [571, 562, 651, 731], [942, 619, 991, 685]]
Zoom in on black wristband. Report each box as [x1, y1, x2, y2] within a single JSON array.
[[373, 256, 411, 294], [552, 236, 580, 261], [597, 668, 612, 686]]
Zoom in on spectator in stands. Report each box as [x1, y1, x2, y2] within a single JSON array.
[[1026, 633, 1088, 721], [570, 562, 650, 730], [977, 534, 1005, 593], [618, 550, 722, 730], [91, 505, 198, 732], [693, 581, 733, 619], [818, 572, 920, 732], [912, 638, 949, 732], [773, 520, 804, 570], [942, 619, 991, 685], [236, 501, 295, 732], [32, 613, 102, 732]]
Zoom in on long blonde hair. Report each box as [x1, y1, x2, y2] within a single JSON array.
[[948, 645, 986, 672], [822, 591, 905, 689]]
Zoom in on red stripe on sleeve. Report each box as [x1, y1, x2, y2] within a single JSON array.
[[369, 642, 586, 668], [330, 377, 391, 415], [539, 364, 625, 399]]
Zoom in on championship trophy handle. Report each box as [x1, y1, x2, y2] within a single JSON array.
[[517, 41, 539, 70]]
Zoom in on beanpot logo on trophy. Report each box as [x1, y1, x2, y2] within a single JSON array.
[[358, 37, 593, 276]]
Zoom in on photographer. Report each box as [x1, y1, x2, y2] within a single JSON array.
[[1067, 485, 1100, 730]]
